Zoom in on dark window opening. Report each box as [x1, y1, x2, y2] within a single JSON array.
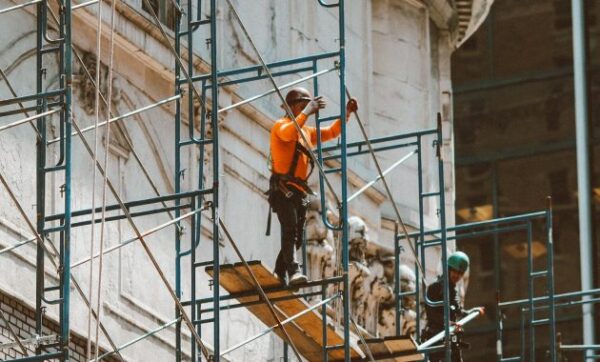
[[142, 0, 176, 31], [548, 169, 571, 204]]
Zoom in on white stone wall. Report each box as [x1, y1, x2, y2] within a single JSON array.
[[0, 0, 461, 360]]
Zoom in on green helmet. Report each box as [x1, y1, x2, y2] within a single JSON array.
[[448, 251, 470, 273]]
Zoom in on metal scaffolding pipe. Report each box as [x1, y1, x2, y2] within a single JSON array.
[[73, 0, 98, 9], [0, 237, 36, 256], [220, 293, 340, 357], [571, 0, 595, 352], [218, 67, 336, 114], [0, 334, 57, 352], [47, 94, 181, 144], [71, 207, 203, 268], [347, 149, 417, 203], [0, 0, 41, 15], [0, 108, 60, 133], [96, 318, 180, 361], [560, 344, 600, 351], [418, 308, 483, 351]]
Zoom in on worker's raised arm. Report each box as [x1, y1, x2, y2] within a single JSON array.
[[276, 96, 326, 141], [276, 113, 308, 141], [312, 97, 358, 143]]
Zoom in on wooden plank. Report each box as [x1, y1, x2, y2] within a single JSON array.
[[207, 263, 325, 361], [206, 261, 364, 361], [356, 336, 423, 362], [383, 336, 423, 362], [232, 262, 363, 360]]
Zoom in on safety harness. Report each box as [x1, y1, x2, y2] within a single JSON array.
[[265, 140, 315, 236]]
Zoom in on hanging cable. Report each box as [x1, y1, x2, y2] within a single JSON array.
[[0, 52, 126, 362], [86, 0, 104, 357], [69, 117, 212, 359], [93, 0, 118, 357], [344, 87, 427, 282], [0, 171, 126, 360]]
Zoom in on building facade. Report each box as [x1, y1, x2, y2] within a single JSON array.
[[452, 1, 600, 360], [0, 0, 489, 360]]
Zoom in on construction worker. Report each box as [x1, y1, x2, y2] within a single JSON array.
[[267, 87, 358, 286], [422, 251, 484, 362]]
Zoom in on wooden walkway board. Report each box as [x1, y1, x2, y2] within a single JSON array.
[[355, 336, 423, 362], [206, 260, 364, 361]]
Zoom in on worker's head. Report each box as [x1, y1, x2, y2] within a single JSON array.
[[447, 251, 469, 284], [285, 87, 312, 116]]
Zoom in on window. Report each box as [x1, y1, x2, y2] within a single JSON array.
[[142, 0, 176, 31], [548, 169, 571, 204]]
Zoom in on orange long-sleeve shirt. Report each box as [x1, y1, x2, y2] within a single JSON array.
[[270, 113, 342, 181]]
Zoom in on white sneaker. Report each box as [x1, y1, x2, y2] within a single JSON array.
[[288, 272, 308, 286]]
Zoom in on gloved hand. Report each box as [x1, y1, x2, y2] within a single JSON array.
[[467, 307, 485, 315], [346, 97, 358, 115], [301, 96, 326, 116]]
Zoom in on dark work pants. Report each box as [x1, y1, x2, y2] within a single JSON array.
[[271, 189, 307, 276], [423, 328, 463, 362], [428, 346, 462, 362]]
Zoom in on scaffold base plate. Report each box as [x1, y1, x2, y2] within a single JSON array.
[[206, 260, 364, 361]]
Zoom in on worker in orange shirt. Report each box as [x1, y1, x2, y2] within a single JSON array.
[[267, 87, 358, 285]]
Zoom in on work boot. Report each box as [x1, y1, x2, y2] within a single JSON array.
[[288, 271, 308, 286]]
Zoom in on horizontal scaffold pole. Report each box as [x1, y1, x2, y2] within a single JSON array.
[[72, 0, 98, 9], [220, 293, 340, 357], [0, 237, 36, 256], [71, 207, 204, 268], [218, 67, 337, 114], [0, 0, 41, 15], [0, 108, 60, 133], [95, 318, 180, 361], [418, 308, 483, 351], [0, 334, 57, 352], [186, 51, 340, 85], [398, 210, 548, 241], [45, 189, 207, 221], [47, 94, 181, 144], [347, 149, 417, 203]]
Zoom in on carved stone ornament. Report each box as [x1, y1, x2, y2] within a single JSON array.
[[77, 51, 122, 116]]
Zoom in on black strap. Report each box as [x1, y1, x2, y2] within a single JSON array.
[[286, 141, 314, 181], [265, 205, 272, 236]]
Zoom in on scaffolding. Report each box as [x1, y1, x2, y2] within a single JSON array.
[[2, 0, 594, 362]]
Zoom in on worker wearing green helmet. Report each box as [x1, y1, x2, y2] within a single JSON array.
[[422, 251, 484, 362]]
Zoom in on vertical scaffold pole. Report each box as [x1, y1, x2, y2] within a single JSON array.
[[210, 0, 220, 358], [436, 114, 451, 362], [337, 1, 350, 360], [174, 1, 183, 358], [34, 0, 47, 354], [546, 197, 556, 361], [571, 0, 595, 355], [61, 0, 74, 358]]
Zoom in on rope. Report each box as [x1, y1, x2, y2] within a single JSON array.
[[93, 0, 118, 357], [0, 29, 124, 360], [69, 117, 212, 359], [345, 87, 428, 283], [86, 0, 104, 357]]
